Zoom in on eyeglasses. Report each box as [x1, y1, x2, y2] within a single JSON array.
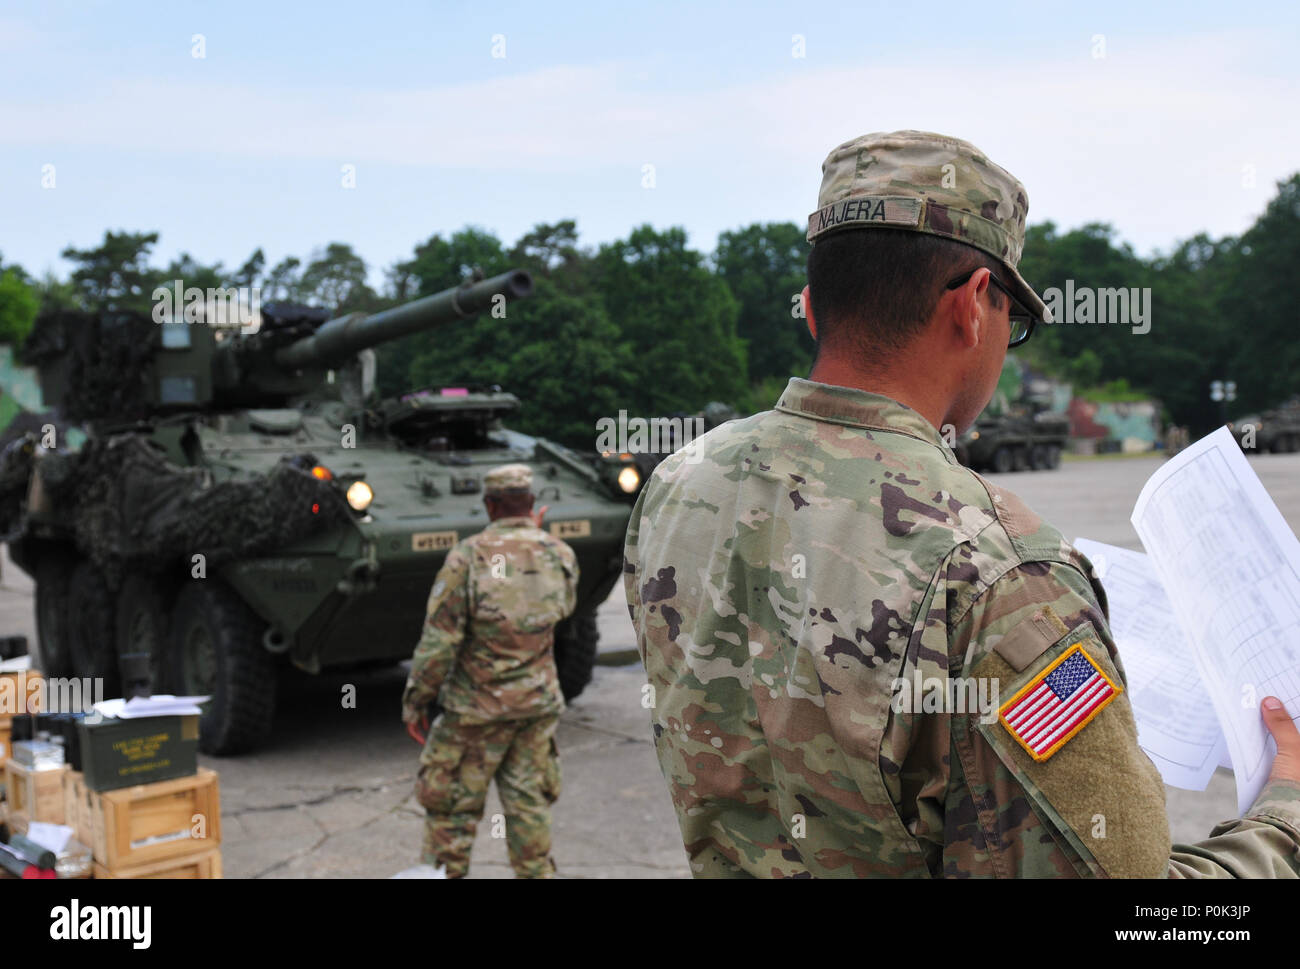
[[945, 268, 1036, 347]]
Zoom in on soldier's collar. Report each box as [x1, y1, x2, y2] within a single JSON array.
[[488, 515, 536, 529], [775, 377, 956, 462]]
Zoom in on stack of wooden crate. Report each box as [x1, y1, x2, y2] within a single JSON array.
[[64, 767, 222, 878], [0, 668, 43, 770], [6, 760, 69, 831], [1, 668, 46, 831]]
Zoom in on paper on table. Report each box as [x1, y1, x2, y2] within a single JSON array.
[[1131, 426, 1300, 815], [0, 654, 32, 673], [121, 695, 208, 717], [91, 694, 209, 719], [91, 698, 125, 719], [1073, 537, 1226, 790], [25, 821, 73, 855]]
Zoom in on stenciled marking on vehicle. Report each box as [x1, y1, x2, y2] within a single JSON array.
[[412, 530, 458, 552], [549, 519, 591, 539]]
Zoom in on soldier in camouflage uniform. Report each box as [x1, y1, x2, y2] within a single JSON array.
[[625, 130, 1300, 878], [403, 463, 578, 878]]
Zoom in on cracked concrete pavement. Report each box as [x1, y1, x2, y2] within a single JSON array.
[[210, 641, 689, 879], [4, 451, 1300, 877], [0, 546, 688, 878]]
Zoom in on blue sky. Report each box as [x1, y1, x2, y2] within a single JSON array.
[[2, 0, 1297, 286]]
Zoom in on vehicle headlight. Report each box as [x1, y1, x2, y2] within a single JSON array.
[[346, 480, 374, 511], [968, 431, 980, 441], [617, 465, 640, 494]]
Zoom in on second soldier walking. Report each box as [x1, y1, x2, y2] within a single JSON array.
[[402, 463, 579, 878]]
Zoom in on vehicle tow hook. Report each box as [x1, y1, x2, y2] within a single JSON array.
[[337, 557, 379, 595]]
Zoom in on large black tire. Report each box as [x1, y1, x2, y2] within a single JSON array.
[[33, 550, 76, 679], [1046, 444, 1063, 469], [115, 572, 174, 695], [991, 447, 1013, 474], [170, 580, 276, 755], [68, 560, 121, 697], [553, 609, 599, 702], [1029, 445, 1049, 470]]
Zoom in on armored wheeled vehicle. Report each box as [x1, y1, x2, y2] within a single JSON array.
[[956, 405, 1069, 473], [1232, 397, 1300, 453], [1, 271, 644, 753]]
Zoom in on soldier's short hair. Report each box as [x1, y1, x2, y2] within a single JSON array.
[[487, 491, 534, 516], [806, 229, 1005, 367]]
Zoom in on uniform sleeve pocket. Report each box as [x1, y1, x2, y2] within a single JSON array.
[[970, 621, 1172, 878]]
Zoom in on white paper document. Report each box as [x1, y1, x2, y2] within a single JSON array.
[[91, 694, 210, 719], [24, 821, 73, 855], [1127, 427, 1300, 814], [1073, 538, 1227, 790], [0, 654, 32, 673]]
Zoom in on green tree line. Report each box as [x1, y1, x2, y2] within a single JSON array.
[[1, 173, 1296, 446]]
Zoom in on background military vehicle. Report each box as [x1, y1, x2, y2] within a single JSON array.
[[956, 405, 1070, 472], [0, 270, 644, 754], [1232, 397, 1300, 453], [955, 358, 1070, 472]]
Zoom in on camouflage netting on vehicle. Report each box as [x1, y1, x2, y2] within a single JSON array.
[[0, 412, 64, 453], [37, 434, 353, 588], [0, 435, 36, 538], [23, 309, 157, 424]]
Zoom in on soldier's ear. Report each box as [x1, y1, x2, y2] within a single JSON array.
[[949, 268, 990, 350], [802, 284, 817, 341]]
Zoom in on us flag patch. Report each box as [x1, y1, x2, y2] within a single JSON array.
[[999, 643, 1120, 762]]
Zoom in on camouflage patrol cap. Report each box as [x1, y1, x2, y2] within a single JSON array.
[[807, 130, 1051, 324], [483, 463, 532, 496]]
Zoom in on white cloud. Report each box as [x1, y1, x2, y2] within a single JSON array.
[[2, 28, 1296, 251]]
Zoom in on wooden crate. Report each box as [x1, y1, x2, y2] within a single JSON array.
[[91, 768, 221, 871], [63, 770, 93, 845], [5, 761, 67, 827], [0, 670, 43, 718], [0, 720, 10, 768], [94, 846, 222, 880]]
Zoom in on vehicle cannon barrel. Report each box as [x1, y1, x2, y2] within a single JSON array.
[[273, 269, 534, 371]]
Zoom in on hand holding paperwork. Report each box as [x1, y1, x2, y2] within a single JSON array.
[[1074, 427, 1300, 815]]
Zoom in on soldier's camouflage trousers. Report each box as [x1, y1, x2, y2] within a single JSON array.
[[415, 712, 562, 878]]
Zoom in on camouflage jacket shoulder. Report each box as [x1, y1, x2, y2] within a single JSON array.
[[645, 376, 1096, 612], [460, 517, 576, 561], [404, 516, 579, 724]]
